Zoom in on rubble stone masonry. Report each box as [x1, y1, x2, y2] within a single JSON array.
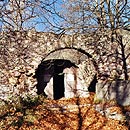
[[0, 29, 129, 102]]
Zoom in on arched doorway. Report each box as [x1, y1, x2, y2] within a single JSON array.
[[34, 47, 96, 99], [34, 59, 77, 99]]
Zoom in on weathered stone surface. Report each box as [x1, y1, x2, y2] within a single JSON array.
[[0, 30, 129, 100], [96, 80, 130, 106]]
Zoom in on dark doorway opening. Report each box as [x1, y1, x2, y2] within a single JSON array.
[[53, 62, 65, 100], [34, 59, 77, 99], [88, 74, 97, 93], [53, 73, 64, 100]]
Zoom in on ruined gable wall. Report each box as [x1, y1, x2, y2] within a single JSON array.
[[0, 30, 129, 100]]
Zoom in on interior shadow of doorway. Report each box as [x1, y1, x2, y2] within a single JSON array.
[[34, 59, 77, 100], [88, 74, 97, 93]]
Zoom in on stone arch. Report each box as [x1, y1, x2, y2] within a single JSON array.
[[34, 47, 97, 99]]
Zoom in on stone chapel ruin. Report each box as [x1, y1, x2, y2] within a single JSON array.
[[34, 48, 96, 100], [0, 29, 130, 105]]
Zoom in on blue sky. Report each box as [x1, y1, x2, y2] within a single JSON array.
[[34, 0, 64, 32], [0, 0, 65, 32], [0, 0, 130, 32]]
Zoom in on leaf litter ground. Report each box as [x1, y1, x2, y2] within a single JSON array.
[[0, 93, 129, 130]]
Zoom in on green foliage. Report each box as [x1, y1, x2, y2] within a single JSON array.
[[19, 95, 45, 108], [93, 94, 103, 104], [0, 94, 46, 129]]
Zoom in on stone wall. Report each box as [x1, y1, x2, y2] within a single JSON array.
[[0, 29, 130, 100], [96, 80, 130, 106]]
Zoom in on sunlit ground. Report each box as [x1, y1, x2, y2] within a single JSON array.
[[0, 93, 129, 130]]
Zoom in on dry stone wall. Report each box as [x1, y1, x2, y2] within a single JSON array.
[[96, 80, 130, 106], [0, 29, 130, 101]]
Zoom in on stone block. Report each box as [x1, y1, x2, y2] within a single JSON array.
[[96, 80, 130, 106]]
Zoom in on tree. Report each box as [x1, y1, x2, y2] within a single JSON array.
[[0, 0, 68, 99], [61, 0, 129, 31], [93, 0, 129, 80], [0, 0, 62, 68], [0, 0, 38, 31], [60, 0, 130, 80]]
